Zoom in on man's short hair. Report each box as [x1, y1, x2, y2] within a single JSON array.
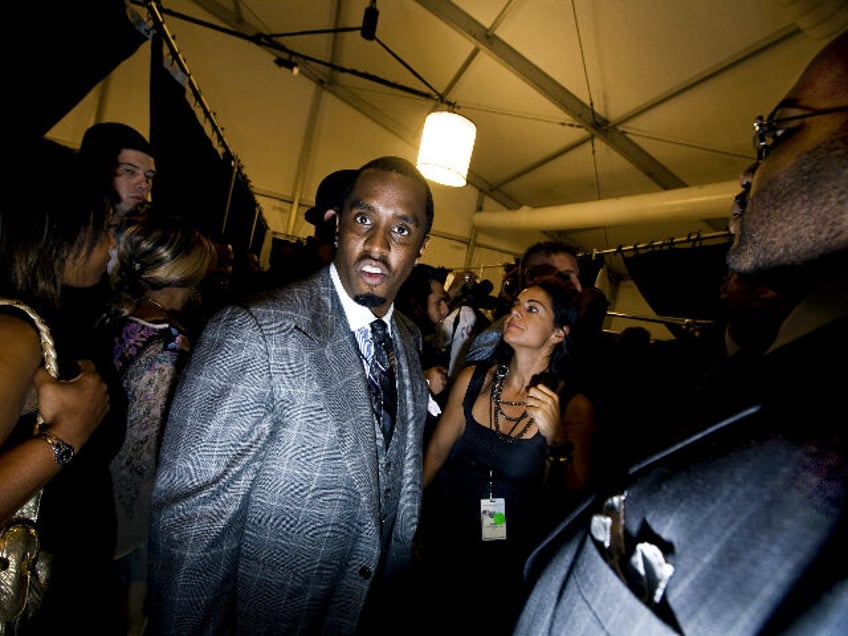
[[520, 240, 579, 271]]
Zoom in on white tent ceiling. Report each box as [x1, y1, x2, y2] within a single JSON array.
[[51, 0, 848, 277]]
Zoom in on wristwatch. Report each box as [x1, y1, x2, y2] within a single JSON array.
[[37, 431, 75, 466]]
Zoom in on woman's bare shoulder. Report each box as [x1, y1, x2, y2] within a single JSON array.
[[0, 311, 42, 363]]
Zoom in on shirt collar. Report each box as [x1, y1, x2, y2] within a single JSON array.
[[330, 262, 394, 334], [767, 270, 848, 353]]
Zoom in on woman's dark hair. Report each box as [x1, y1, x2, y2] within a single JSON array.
[[0, 138, 110, 314]]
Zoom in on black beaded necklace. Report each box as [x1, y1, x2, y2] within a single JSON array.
[[489, 363, 534, 442]]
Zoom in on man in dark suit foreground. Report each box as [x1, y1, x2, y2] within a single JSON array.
[[148, 156, 434, 634], [515, 30, 848, 635]]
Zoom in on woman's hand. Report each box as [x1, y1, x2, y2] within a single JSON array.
[[33, 360, 109, 451], [526, 383, 562, 445]]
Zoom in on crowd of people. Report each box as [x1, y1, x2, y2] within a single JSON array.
[[1, 28, 846, 636]]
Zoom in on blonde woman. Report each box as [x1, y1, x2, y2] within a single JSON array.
[[99, 215, 215, 634]]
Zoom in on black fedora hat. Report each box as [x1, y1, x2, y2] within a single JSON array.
[[305, 169, 358, 226]]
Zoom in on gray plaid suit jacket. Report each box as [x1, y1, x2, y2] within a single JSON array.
[[148, 267, 429, 635]]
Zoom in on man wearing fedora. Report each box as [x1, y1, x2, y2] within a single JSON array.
[[265, 169, 359, 288]]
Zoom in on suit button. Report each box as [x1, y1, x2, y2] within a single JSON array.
[[359, 566, 372, 579]]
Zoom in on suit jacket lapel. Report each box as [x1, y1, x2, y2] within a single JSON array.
[[302, 270, 382, 530], [388, 315, 418, 443]]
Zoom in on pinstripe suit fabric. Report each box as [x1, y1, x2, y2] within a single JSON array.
[[148, 268, 429, 635]]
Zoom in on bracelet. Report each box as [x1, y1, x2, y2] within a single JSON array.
[[546, 441, 574, 463]]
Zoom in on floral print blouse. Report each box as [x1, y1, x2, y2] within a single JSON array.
[[109, 316, 191, 558]]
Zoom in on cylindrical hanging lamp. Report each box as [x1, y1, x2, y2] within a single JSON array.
[[416, 110, 476, 187]]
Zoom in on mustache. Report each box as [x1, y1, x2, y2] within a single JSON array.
[[356, 255, 391, 272]]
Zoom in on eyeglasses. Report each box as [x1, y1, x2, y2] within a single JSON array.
[[752, 105, 848, 161]]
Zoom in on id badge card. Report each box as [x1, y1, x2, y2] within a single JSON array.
[[481, 497, 507, 541]]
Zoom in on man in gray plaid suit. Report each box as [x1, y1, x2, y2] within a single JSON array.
[[148, 156, 434, 634]]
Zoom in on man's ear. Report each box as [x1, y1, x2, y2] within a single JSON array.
[[333, 214, 341, 248], [416, 235, 430, 264]]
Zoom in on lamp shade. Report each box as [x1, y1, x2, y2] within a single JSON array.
[[416, 111, 476, 187]]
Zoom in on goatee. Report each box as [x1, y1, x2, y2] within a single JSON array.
[[354, 293, 387, 308]]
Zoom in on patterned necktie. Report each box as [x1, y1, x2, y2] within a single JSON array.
[[368, 319, 397, 447]]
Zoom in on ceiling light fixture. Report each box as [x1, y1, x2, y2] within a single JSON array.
[[273, 56, 299, 76], [417, 110, 477, 187]]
